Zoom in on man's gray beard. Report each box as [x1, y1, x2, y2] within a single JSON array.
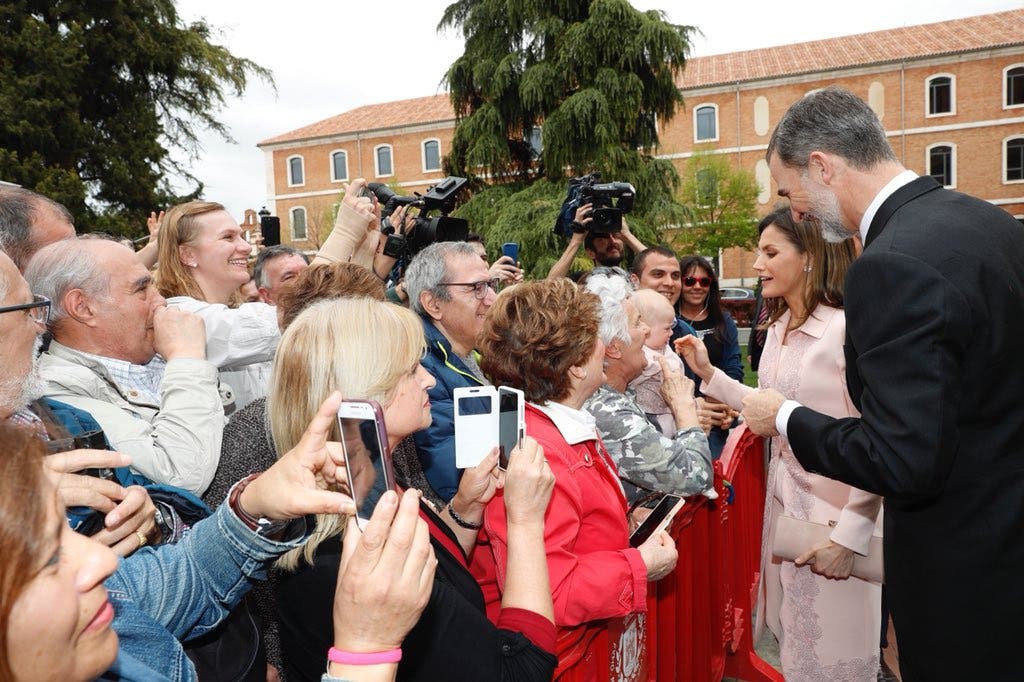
[[819, 217, 851, 244], [0, 337, 46, 414], [807, 183, 853, 244]]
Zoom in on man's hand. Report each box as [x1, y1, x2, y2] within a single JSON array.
[[573, 203, 594, 229], [488, 255, 524, 284], [239, 392, 357, 520], [741, 389, 786, 436], [152, 306, 206, 360], [795, 539, 855, 580], [45, 449, 159, 556]]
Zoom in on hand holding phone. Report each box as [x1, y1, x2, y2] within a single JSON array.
[[629, 494, 685, 548], [501, 242, 519, 263]]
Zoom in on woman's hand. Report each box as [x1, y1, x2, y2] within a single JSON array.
[[332, 489, 435, 654], [674, 335, 714, 382], [450, 448, 503, 526], [503, 436, 553, 526], [658, 356, 700, 429], [341, 179, 377, 228], [146, 210, 164, 241], [795, 539, 855, 580], [637, 530, 678, 581], [240, 392, 356, 520]]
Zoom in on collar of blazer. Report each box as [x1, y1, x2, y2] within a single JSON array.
[[865, 176, 942, 248]]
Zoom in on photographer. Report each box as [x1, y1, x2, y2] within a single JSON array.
[[546, 205, 646, 281]]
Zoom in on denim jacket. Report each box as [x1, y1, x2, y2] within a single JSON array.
[[101, 494, 312, 681]]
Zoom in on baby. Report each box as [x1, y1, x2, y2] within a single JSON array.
[[628, 288, 689, 435]]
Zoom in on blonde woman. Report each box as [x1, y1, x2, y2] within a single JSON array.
[[269, 297, 558, 682]]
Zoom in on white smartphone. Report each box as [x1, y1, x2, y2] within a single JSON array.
[[337, 399, 394, 527], [454, 386, 496, 469], [497, 386, 525, 470], [629, 494, 685, 548]]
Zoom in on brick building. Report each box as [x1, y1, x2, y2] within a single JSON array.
[[258, 8, 1024, 282]]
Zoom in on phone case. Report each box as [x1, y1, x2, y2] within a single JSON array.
[[454, 386, 497, 469], [497, 386, 525, 470], [337, 399, 394, 527]]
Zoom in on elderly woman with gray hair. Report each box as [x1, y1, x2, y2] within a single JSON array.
[[582, 272, 714, 502]]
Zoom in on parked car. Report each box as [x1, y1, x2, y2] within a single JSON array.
[[720, 287, 756, 327]]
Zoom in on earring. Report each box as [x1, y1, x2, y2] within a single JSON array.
[[188, 262, 198, 268], [803, 264, 813, 273]]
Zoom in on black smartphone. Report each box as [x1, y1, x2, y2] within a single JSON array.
[[629, 494, 685, 548], [337, 399, 394, 526], [497, 387, 524, 470]]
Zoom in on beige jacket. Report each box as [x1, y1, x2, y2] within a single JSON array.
[[38, 341, 224, 494]]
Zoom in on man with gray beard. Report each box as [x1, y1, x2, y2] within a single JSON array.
[[0, 250, 160, 556]]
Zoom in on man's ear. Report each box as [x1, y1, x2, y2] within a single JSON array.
[[807, 151, 837, 186], [62, 288, 99, 327], [419, 290, 444, 322], [629, 272, 640, 288]]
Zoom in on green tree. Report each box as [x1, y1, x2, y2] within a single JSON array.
[[0, 1, 271, 233], [670, 149, 760, 256], [438, 0, 694, 267]]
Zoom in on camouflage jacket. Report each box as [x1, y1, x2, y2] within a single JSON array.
[[584, 385, 713, 501]]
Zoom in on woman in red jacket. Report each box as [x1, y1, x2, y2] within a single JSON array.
[[473, 279, 678, 627]]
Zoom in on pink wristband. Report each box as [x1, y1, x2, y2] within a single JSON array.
[[327, 646, 402, 665]]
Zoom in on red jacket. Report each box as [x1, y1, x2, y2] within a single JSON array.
[[471, 404, 648, 627]]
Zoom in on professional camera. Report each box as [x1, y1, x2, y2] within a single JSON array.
[[365, 176, 470, 258], [553, 172, 636, 238]]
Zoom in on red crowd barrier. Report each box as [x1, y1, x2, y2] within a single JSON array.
[[553, 424, 783, 681]]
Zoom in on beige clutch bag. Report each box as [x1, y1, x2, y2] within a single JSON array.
[[772, 514, 884, 583]]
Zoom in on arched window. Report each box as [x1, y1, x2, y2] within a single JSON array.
[[926, 144, 955, 188], [330, 151, 348, 182], [1005, 65, 1024, 108], [422, 139, 441, 172], [926, 75, 954, 116], [375, 145, 393, 177], [287, 155, 304, 186], [694, 104, 718, 142], [290, 207, 307, 240], [1006, 137, 1024, 183]]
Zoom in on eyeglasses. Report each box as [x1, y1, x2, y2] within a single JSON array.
[[439, 278, 500, 300], [0, 294, 51, 324], [683, 276, 713, 288]]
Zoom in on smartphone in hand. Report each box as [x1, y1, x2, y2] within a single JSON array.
[[629, 494, 685, 547], [337, 399, 394, 527], [497, 387, 524, 470], [501, 242, 519, 263]]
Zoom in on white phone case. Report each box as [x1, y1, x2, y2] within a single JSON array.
[[453, 385, 498, 469]]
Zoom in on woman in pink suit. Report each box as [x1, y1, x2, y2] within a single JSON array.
[[679, 207, 883, 681]]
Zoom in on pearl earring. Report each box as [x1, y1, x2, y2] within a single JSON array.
[[803, 264, 813, 273]]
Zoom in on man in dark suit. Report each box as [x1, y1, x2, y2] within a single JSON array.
[[742, 86, 1024, 681]]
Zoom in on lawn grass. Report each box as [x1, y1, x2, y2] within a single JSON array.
[[741, 344, 758, 388]]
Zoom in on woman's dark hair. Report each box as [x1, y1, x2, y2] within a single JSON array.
[[756, 204, 856, 329], [678, 255, 725, 341], [0, 423, 51, 680]]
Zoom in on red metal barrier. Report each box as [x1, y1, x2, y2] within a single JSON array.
[[553, 424, 782, 681]]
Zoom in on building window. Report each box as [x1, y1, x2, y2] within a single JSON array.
[[927, 144, 954, 188], [290, 207, 307, 240], [1005, 65, 1024, 108], [330, 151, 348, 182], [1006, 137, 1024, 183], [287, 156, 304, 186], [926, 75, 954, 116], [374, 145, 393, 177], [694, 105, 718, 142], [422, 139, 441, 172], [527, 126, 543, 158]]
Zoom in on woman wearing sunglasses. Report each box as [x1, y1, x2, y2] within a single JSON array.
[[677, 255, 744, 456]]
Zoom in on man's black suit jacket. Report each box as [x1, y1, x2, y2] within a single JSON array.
[[788, 176, 1024, 681]]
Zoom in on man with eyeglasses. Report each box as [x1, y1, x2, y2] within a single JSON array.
[[404, 241, 499, 501]]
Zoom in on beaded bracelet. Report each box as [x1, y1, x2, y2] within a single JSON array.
[[447, 503, 483, 530]]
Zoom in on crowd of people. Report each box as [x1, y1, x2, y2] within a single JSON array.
[[0, 85, 1021, 682]]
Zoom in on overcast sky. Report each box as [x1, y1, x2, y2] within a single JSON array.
[[169, 0, 1021, 220]]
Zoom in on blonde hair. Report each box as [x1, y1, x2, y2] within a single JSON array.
[[269, 297, 426, 569], [630, 288, 675, 327], [154, 200, 228, 301]]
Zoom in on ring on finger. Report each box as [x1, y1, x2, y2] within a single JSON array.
[[135, 530, 148, 549]]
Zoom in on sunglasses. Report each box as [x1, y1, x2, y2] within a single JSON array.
[[439, 278, 500, 300], [683, 276, 713, 288]]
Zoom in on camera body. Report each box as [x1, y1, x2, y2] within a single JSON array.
[[366, 176, 470, 258], [553, 172, 636, 238]]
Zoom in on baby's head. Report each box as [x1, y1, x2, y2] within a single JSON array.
[[631, 288, 675, 351]]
